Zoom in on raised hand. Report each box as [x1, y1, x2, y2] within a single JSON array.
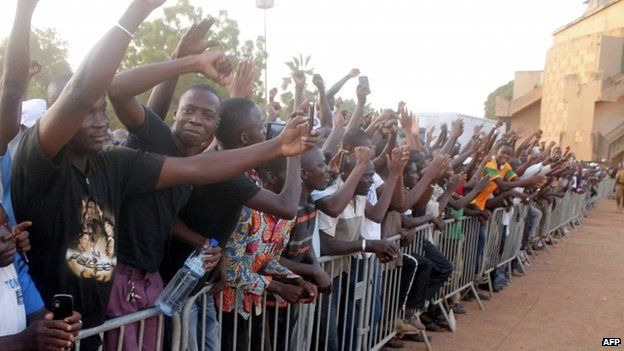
[[333, 109, 348, 127], [293, 70, 306, 87], [267, 101, 282, 121], [387, 146, 409, 176], [226, 56, 257, 98], [197, 51, 232, 85], [174, 18, 218, 58], [473, 123, 484, 135], [312, 73, 325, 91], [450, 118, 464, 138], [348, 68, 360, 78], [356, 83, 370, 104], [269, 87, 278, 102], [276, 115, 317, 156], [354, 146, 373, 165]]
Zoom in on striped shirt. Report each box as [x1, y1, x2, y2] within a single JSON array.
[[283, 196, 317, 262]]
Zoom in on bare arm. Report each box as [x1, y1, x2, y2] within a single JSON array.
[[146, 18, 218, 119], [245, 156, 302, 220], [156, 116, 313, 189], [293, 71, 306, 112], [321, 111, 346, 158], [326, 68, 359, 98], [171, 217, 207, 249], [312, 74, 332, 128], [315, 162, 367, 217], [108, 52, 229, 131], [345, 84, 370, 131], [39, 1, 164, 159], [0, 0, 38, 155]]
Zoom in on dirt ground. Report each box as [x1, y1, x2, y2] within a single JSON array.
[[405, 199, 624, 351]]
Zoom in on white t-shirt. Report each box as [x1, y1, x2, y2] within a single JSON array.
[[361, 173, 384, 241], [0, 264, 27, 336]]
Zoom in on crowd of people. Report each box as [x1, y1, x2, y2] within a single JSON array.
[[0, 1, 618, 350]]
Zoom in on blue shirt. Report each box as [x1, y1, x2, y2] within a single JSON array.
[[14, 253, 44, 315]]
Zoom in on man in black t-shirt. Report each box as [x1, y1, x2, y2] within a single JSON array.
[[10, 3, 315, 349], [104, 36, 232, 349], [162, 98, 307, 350]]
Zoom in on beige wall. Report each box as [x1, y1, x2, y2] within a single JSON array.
[[594, 96, 624, 134], [553, 0, 624, 44], [598, 35, 624, 78], [513, 71, 542, 98], [510, 102, 541, 132]]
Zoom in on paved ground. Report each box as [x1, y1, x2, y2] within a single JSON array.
[[405, 199, 624, 351]]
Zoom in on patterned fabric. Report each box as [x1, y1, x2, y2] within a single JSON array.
[[283, 196, 317, 261], [472, 157, 517, 210], [220, 206, 299, 319]]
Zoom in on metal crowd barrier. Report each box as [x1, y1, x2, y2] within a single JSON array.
[[74, 307, 168, 351], [72, 179, 615, 351]]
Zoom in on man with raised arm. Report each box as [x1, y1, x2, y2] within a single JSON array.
[[10, 1, 314, 349]]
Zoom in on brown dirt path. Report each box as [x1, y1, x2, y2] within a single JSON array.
[[405, 199, 624, 351]]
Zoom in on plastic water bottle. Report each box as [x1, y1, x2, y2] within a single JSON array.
[[155, 239, 219, 316]]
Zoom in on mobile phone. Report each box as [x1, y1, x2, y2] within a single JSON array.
[[53, 294, 73, 320], [308, 102, 315, 132], [265, 122, 284, 140], [358, 76, 369, 88]]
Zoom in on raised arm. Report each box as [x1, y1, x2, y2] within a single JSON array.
[[0, 0, 38, 155], [439, 118, 464, 155], [147, 18, 218, 119], [326, 68, 359, 98], [156, 115, 313, 189], [108, 51, 231, 131], [293, 71, 306, 112], [365, 147, 407, 223], [321, 110, 347, 158], [315, 147, 371, 217], [245, 156, 302, 219], [226, 56, 257, 99], [312, 74, 332, 128], [39, 0, 166, 158], [345, 83, 370, 131]]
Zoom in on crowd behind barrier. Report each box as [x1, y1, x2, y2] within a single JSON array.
[[72, 179, 613, 351]]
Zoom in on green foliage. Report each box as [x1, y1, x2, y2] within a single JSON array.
[[0, 28, 72, 101], [484, 80, 514, 119], [118, 0, 267, 128], [280, 53, 316, 108]]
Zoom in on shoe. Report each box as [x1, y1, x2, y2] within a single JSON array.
[[402, 332, 431, 343], [396, 319, 420, 335], [385, 337, 405, 348], [512, 270, 523, 277], [425, 322, 444, 332], [451, 303, 466, 314], [407, 315, 426, 330]]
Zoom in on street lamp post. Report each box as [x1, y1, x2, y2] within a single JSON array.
[[256, 0, 274, 107]]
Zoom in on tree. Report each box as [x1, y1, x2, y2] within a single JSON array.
[[120, 0, 267, 127], [0, 28, 72, 101], [484, 80, 513, 119]]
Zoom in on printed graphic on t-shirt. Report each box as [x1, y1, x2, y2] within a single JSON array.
[[65, 197, 116, 282]]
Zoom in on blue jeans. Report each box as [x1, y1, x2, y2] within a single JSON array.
[[188, 296, 219, 351]]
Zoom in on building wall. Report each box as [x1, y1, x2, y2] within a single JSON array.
[[513, 71, 542, 98], [540, 0, 624, 160], [510, 102, 541, 133]]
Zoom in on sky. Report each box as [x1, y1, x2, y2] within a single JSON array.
[[0, 0, 587, 117]]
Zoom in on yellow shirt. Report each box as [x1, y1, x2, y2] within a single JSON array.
[[472, 158, 517, 210]]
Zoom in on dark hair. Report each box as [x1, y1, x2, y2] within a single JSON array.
[[179, 83, 220, 102], [342, 128, 371, 149], [495, 140, 513, 151], [214, 98, 258, 148], [258, 156, 287, 182]]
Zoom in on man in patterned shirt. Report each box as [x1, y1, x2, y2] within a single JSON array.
[[220, 156, 317, 351]]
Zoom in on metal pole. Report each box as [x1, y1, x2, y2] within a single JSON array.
[[264, 8, 269, 108]]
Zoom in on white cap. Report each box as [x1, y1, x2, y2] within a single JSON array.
[[21, 99, 47, 128]]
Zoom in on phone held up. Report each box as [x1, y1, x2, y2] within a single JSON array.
[[53, 294, 73, 320], [265, 122, 285, 140], [308, 101, 315, 132], [358, 76, 369, 89]]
